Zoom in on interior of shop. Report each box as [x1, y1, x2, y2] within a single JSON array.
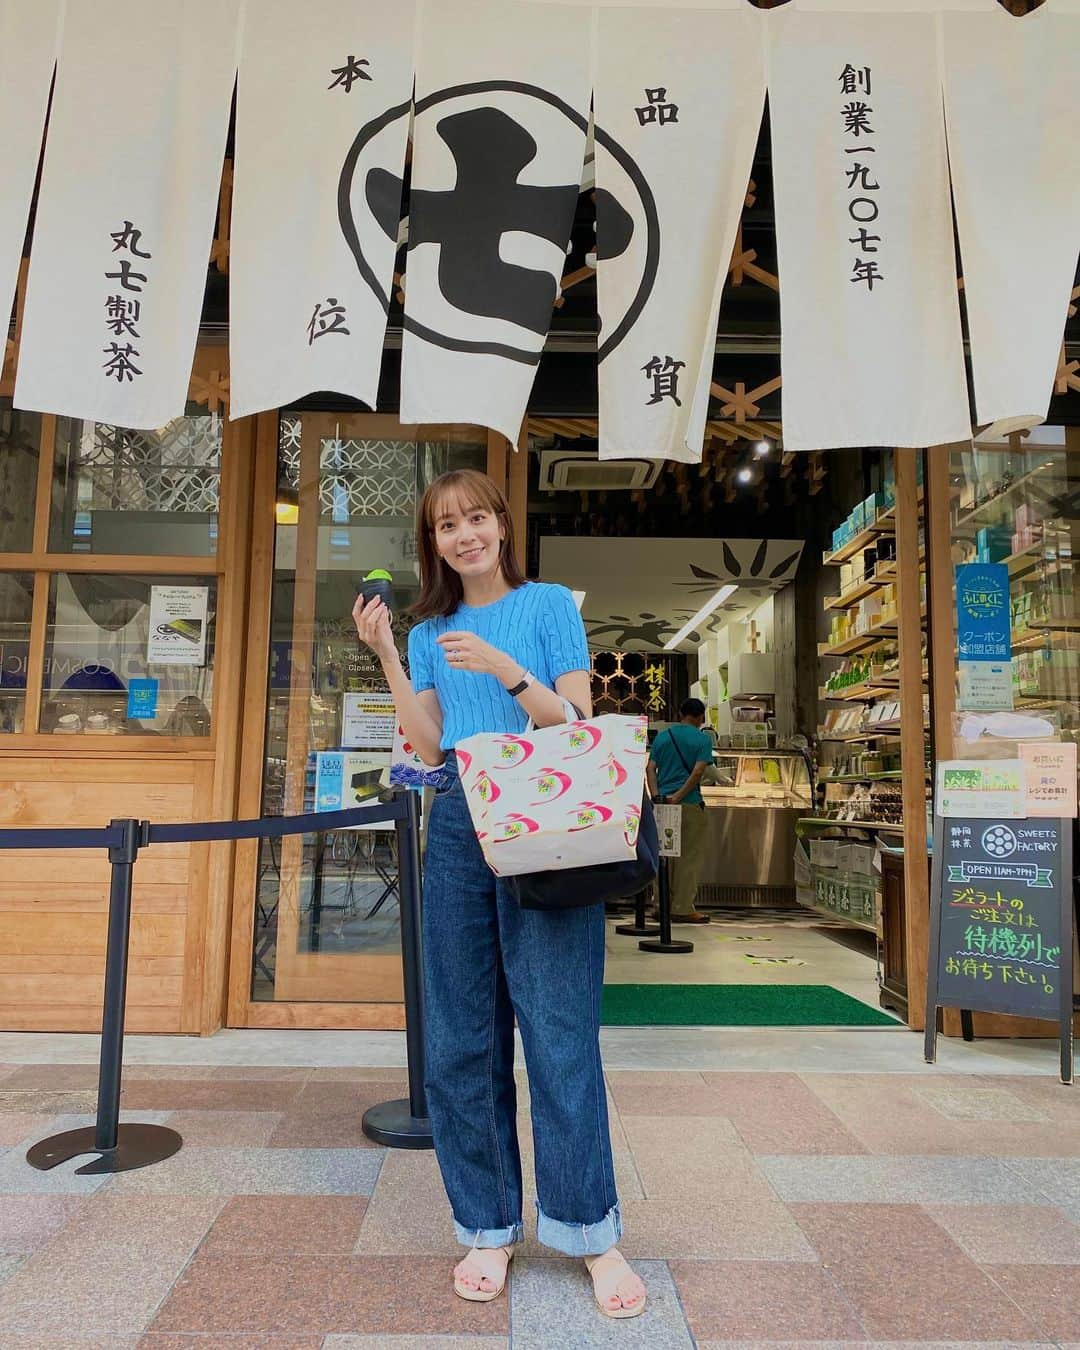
[[245, 415, 1079, 1027], [247, 423, 915, 1025]]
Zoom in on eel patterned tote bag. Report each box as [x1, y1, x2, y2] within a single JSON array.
[[455, 710, 650, 882]]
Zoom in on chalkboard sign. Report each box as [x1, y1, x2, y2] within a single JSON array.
[[925, 816, 1075, 1083]]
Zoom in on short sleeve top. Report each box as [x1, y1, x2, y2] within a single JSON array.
[[407, 582, 590, 751]]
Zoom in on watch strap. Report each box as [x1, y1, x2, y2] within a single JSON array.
[[507, 671, 534, 697]]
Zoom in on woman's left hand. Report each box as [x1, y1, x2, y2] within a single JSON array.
[[436, 630, 516, 682]]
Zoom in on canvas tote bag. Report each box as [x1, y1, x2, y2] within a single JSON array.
[[455, 708, 649, 879]]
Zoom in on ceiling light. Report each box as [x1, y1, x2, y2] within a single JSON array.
[[664, 583, 738, 652], [755, 440, 770, 456], [737, 466, 753, 484]]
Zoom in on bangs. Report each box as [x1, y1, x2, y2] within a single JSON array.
[[425, 474, 503, 529]]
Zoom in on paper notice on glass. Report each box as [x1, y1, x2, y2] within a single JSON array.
[[1020, 742, 1077, 819], [937, 760, 1025, 819], [148, 586, 208, 666], [958, 660, 1014, 712], [342, 691, 396, 750]]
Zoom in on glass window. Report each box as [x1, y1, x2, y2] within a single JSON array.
[[49, 406, 221, 556], [254, 415, 485, 1002], [0, 403, 41, 553], [41, 574, 217, 736], [0, 573, 33, 733], [948, 427, 1079, 743]]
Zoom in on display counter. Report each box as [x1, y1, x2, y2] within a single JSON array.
[[696, 749, 813, 907]]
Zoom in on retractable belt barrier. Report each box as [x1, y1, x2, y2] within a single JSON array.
[[6, 792, 431, 1176]]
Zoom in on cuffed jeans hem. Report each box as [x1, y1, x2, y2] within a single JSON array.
[[453, 1218, 524, 1250], [535, 1200, 623, 1257]]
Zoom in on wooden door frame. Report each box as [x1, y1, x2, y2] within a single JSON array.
[[226, 412, 509, 1029]]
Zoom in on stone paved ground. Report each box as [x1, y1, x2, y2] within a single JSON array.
[[0, 1060, 1079, 1347]]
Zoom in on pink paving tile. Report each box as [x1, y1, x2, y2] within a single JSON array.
[[0, 1197, 81, 1256], [792, 1203, 1044, 1341], [606, 1070, 708, 1088], [200, 1196, 369, 1255], [619, 1115, 775, 1202], [617, 1195, 815, 1261], [0, 1114, 52, 1147], [308, 1068, 410, 1084], [974, 1074, 1080, 1126], [0, 1196, 223, 1336], [209, 1066, 312, 1081], [669, 1260, 866, 1340], [982, 1263, 1080, 1341], [924, 1203, 1080, 1265], [139, 1336, 323, 1348], [267, 1083, 396, 1149], [1, 1066, 101, 1091], [150, 1253, 507, 1336], [607, 1078, 727, 1117], [799, 1074, 1080, 1157], [164, 1110, 283, 1147], [123, 1066, 221, 1080], [700, 1072, 868, 1154], [119, 1080, 305, 1112], [0, 1338, 141, 1348]]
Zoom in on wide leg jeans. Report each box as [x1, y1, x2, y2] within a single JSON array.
[[420, 757, 621, 1256]]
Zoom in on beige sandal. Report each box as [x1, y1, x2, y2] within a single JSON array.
[[453, 1244, 514, 1303], [584, 1248, 647, 1320]]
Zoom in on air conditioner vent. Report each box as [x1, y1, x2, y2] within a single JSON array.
[[539, 450, 661, 492]]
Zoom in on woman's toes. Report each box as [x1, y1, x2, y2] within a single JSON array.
[[479, 1276, 496, 1293], [621, 1277, 645, 1307]]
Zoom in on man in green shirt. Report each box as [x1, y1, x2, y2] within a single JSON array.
[[646, 698, 713, 924]]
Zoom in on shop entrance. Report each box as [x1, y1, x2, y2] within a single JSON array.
[[525, 426, 923, 1028]]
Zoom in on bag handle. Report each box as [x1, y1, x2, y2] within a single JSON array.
[[525, 697, 584, 732]]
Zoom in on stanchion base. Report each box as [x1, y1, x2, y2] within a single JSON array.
[[638, 938, 695, 954], [615, 922, 661, 937], [26, 1124, 182, 1175], [362, 1099, 434, 1150]]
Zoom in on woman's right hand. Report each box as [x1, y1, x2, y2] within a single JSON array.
[[352, 594, 396, 662]]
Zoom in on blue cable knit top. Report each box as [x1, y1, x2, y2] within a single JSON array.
[[407, 582, 590, 751]]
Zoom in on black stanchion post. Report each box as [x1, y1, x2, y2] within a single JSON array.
[[363, 792, 434, 1149], [615, 883, 660, 938], [639, 854, 694, 956], [27, 819, 182, 1175]]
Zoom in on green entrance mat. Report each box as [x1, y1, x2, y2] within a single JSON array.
[[600, 983, 899, 1027]]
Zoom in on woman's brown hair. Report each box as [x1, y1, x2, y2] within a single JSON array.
[[410, 469, 527, 619]]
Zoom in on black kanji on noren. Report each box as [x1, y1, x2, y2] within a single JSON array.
[[848, 228, 881, 253], [110, 221, 152, 258], [104, 295, 141, 338], [407, 107, 580, 335], [841, 101, 874, 137], [643, 355, 685, 406], [851, 257, 884, 290], [103, 342, 142, 381], [845, 162, 880, 193], [839, 63, 871, 96], [635, 87, 679, 127], [307, 298, 350, 345], [105, 260, 148, 293], [329, 55, 371, 92]]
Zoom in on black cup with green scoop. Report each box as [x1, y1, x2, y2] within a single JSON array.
[[357, 568, 394, 617]]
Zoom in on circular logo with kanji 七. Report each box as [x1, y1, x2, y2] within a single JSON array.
[[982, 825, 1018, 859], [339, 82, 657, 365]]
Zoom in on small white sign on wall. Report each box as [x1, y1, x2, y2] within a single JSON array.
[[147, 585, 208, 667]]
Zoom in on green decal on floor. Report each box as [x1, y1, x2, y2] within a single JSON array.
[[742, 954, 806, 966], [600, 983, 899, 1027], [715, 934, 772, 942]]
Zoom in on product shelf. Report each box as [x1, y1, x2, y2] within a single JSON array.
[[822, 520, 895, 567]]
